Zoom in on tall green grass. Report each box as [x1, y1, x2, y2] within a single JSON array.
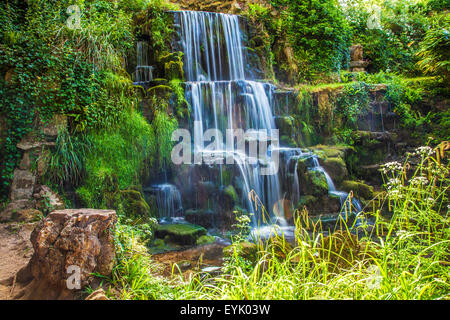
[[108, 143, 449, 300]]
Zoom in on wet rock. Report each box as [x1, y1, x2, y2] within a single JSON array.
[[155, 223, 207, 245], [305, 170, 329, 197], [322, 157, 348, 183], [196, 235, 216, 246], [341, 180, 374, 200], [119, 189, 154, 221], [219, 185, 238, 211], [13, 209, 117, 300]]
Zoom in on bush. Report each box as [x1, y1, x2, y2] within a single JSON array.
[[416, 13, 450, 86], [77, 110, 155, 208]]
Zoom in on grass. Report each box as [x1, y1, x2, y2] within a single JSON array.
[[104, 143, 449, 300]]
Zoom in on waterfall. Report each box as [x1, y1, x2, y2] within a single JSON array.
[[153, 184, 184, 220], [178, 11, 245, 81], [309, 155, 362, 215], [133, 41, 153, 85], [176, 11, 283, 225]]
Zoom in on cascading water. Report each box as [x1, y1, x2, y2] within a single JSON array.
[[133, 41, 153, 85], [152, 184, 184, 221], [309, 154, 362, 215], [167, 10, 362, 231], [175, 11, 284, 225]]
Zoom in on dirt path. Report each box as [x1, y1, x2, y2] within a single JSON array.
[[0, 223, 34, 300]]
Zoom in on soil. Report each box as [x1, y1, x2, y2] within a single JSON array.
[[0, 223, 34, 300], [152, 243, 226, 279]]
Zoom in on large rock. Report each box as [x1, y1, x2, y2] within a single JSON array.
[[13, 209, 117, 300], [155, 223, 207, 245], [322, 157, 348, 183], [119, 189, 154, 221], [341, 180, 374, 200]]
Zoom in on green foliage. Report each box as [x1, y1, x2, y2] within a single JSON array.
[[47, 127, 92, 187], [344, 0, 431, 75], [77, 110, 155, 208], [416, 13, 450, 86], [335, 82, 371, 128], [0, 0, 140, 199], [152, 110, 178, 170], [385, 76, 424, 130], [271, 0, 352, 80]]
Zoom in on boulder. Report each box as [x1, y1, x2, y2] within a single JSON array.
[[155, 223, 207, 245], [322, 157, 348, 183], [341, 180, 374, 200], [119, 189, 153, 221], [305, 170, 329, 197], [13, 209, 117, 300]]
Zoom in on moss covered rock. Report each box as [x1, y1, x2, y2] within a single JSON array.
[[119, 189, 154, 222], [306, 170, 329, 196], [322, 157, 348, 183], [155, 223, 207, 245], [341, 180, 374, 200], [311, 145, 348, 159], [274, 116, 294, 138], [196, 235, 216, 245]]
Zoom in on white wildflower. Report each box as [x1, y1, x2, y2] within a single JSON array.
[[381, 161, 403, 174], [410, 176, 429, 186], [413, 146, 434, 157]]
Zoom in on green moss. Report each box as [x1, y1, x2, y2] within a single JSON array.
[[307, 170, 329, 196], [341, 180, 374, 200], [155, 223, 207, 245], [224, 185, 238, 204], [298, 195, 317, 207], [119, 189, 154, 221], [322, 157, 348, 183], [196, 235, 216, 246]]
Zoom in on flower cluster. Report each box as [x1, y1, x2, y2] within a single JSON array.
[[409, 176, 429, 187], [381, 161, 403, 174], [413, 146, 434, 157]]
